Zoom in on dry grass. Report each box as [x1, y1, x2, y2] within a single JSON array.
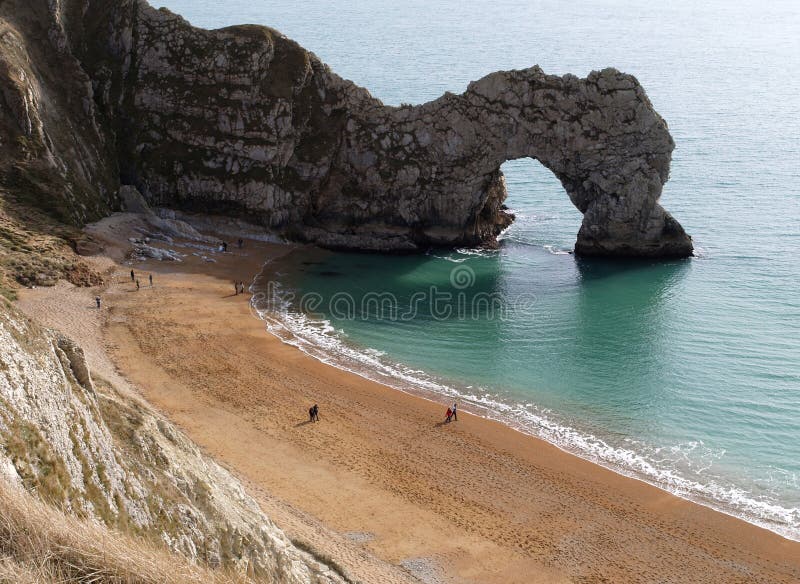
[[0, 555, 60, 584], [0, 193, 103, 298], [0, 482, 258, 584]]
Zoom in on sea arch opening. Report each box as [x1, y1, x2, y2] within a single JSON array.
[[499, 158, 583, 251]]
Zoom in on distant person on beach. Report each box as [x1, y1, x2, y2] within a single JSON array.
[[136, 279, 140, 290], [130, 269, 135, 282], [237, 238, 244, 249], [149, 274, 153, 287], [222, 241, 228, 252], [312, 404, 320, 422], [234, 281, 239, 295], [309, 405, 314, 422], [95, 296, 101, 309], [445, 407, 453, 423], [239, 282, 245, 295], [452, 403, 458, 422]]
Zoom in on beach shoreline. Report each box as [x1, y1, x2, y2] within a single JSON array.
[[250, 245, 800, 545], [16, 216, 800, 583]]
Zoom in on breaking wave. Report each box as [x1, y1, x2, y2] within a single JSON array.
[[250, 263, 800, 542]]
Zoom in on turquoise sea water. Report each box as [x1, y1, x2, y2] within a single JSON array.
[[158, 0, 800, 538]]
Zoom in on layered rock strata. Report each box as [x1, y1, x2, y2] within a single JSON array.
[[0, 0, 692, 256]]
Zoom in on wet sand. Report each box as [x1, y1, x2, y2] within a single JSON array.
[[18, 216, 800, 583]]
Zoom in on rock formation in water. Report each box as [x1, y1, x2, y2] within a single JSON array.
[[0, 0, 692, 257]]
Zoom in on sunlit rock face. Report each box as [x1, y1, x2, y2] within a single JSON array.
[[0, 300, 346, 582], [0, 0, 691, 257]]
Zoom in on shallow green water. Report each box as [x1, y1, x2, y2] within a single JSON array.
[[160, 0, 800, 537]]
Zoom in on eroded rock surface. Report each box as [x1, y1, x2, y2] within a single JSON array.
[[0, 300, 346, 582], [0, 0, 692, 257]]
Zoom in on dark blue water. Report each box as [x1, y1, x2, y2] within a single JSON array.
[[158, 0, 800, 538]]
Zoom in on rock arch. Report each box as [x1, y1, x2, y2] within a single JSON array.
[[322, 67, 692, 257], [3, 0, 692, 258]]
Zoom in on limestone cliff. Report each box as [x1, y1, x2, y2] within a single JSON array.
[[0, 0, 692, 257], [0, 299, 346, 582]]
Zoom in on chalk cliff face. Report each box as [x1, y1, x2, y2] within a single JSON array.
[[0, 299, 346, 582], [0, 0, 692, 257]]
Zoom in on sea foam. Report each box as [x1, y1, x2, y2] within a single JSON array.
[[250, 265, 800, 542]]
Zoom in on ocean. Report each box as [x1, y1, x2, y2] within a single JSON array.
[[157, 0, 800, 539]]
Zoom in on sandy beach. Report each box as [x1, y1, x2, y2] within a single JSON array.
[[16, 216, 800, 584]]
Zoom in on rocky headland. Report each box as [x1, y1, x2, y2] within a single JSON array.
[[1, 0, 692, 257]]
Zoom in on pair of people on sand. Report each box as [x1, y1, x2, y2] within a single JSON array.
[[234, 281, 246, 295], [308, 404, 320, 422], [130, 270, 153, 287], [445, 402, 458, 423]]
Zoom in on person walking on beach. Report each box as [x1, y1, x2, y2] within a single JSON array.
[[95, 296, 101, 309], [149, 274, 153, 287], [234, 280, 239, 295], [445, 406, 453, 423], [312, 404, 320, 422], [309, 405, 315, 423], [130, 269, 135, 282], [136, 279, 140, 291], [239, 281, 245, 295], [452, 402, 458, 422], [237, 238, 244, 249]]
